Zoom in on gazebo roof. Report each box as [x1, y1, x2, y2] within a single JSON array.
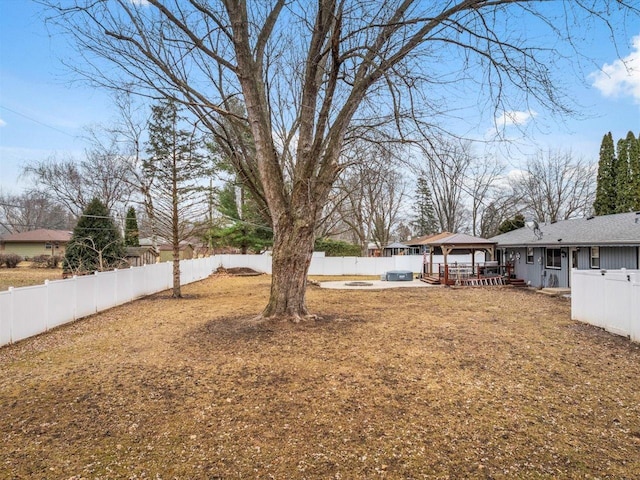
[[406, 232, 454, 246], [384, 242, 409, 249], [428, 232, 496, 248]]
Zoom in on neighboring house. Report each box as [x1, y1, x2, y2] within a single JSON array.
[[490, 212, 640, 288], [382, 242, 411, 257], [0, 229, 72, 258], [158, 243, 194, 262], [125, 246, 159, 267], [367, 243, 382, 257]]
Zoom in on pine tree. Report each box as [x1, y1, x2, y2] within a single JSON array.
[[593, 132, 617, 216], [498, 213, 525, 234], [412, 175, 438, 236], [628, 131, 640, 211], [63, 198, 125, 274], [124, 206, 140, 246], [145, 100, 210, 298], [208, 182, 272, 254]]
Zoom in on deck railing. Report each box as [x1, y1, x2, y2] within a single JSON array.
[[424, 262, 512, 285]]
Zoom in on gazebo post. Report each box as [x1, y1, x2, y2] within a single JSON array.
[[472, 248, 476, 278]]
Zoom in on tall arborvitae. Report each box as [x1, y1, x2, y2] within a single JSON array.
[[593, 132, 617, 216], [614, 137, 632, 212], [124, 206, 140, 247], [628, 131, 640, 211]]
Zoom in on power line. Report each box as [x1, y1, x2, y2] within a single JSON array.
[[0, 105, 77, 138]]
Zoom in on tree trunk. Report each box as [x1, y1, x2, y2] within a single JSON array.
[[171, 154, 181, 298], [261, 217, 316, 321]]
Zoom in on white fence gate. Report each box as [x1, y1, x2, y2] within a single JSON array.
[[571, 269, 640, 342]]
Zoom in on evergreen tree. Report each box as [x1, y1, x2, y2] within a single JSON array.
[[146, 100, 210, 298], [411, 175, 438, 236], [208, 182, 272, 254], [63, 198, 125, 273], [628, 131, 640, 211], [614, 137, 632, 212], [124, 206, 140, 246], [497, 213, 525, 234], [593, 132, 617, 215]]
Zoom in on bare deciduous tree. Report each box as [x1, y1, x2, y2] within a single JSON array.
[[419, 139, 473, 233], [24, 146, 135, 219], [323, 141, 406, 255], [513, 149, 596, 223], [44, 0, 639, 321], [0, 191, 75, 233]]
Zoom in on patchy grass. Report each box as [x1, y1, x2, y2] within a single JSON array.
[[1, 275, 639, 479], [0, 263, 63, 291]]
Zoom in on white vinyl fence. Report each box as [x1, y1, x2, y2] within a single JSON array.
[[0, 252, 479, 347], [213, 252, 481, 276], [0, 257, 218, 347], [571, 269, 640, 342]]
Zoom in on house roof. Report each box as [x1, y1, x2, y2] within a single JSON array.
[[489, 212, 640, 247], [157, 243, 193, 251], [1, 229, 72, 243], [125, 246, 158, 256]]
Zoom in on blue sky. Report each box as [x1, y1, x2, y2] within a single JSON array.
[[1, 1, 639, 194]]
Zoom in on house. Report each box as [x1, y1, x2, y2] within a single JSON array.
[[158, 243, 194, 262], [382, 242, 411, 257], [0, 229, 72, 258], [489, 212, 640, 288], [125, 246, 159, 267]]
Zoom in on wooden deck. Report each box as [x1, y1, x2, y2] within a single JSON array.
[[420, 262, 527, 287]]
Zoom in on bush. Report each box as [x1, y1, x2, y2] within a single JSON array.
[[0, 253, 23, 268], [314, 238, 362, 257], [31, 254, 62, 268]]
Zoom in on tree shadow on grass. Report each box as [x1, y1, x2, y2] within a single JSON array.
[[186, 313, 368, 344]]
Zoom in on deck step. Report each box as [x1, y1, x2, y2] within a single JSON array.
[[420, 275, 441, 285], [508, 278, 527, 287], [462, 277, 505, 287]]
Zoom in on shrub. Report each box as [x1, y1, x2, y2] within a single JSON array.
[[314, 238, 362, 257], [31, 254, 62, 268], [0, 253, 23, 268]]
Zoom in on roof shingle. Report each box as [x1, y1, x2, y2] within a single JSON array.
[[490, 212, 640, 246]]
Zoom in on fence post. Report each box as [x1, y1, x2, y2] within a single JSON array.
[[8, 286, 14, 344], [44, 279, 50, 331]]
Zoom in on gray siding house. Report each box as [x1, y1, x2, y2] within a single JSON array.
[[490, 212, 640, 288]]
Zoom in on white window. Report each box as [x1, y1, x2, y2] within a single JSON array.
[[590, 246, 600, 269], [526, 247, 534, 264], [545, 248, 561, 269], [45, 242, 52, 249]]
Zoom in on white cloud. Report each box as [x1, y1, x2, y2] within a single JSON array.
[[0, 118, 6, 127], [129, 0, 150, 5], [496, 110, 538, 129], [590, 34, 640, 103]]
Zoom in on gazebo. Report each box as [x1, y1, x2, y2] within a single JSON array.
[[422, 232, 498, 285]]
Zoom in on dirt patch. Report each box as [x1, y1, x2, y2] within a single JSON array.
[[217, 266, 264, 276], [1, 276, 639, 478]]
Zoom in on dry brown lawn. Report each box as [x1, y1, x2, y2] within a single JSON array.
[[1, 273, 639, 479], [0, 263, 63, 291]]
